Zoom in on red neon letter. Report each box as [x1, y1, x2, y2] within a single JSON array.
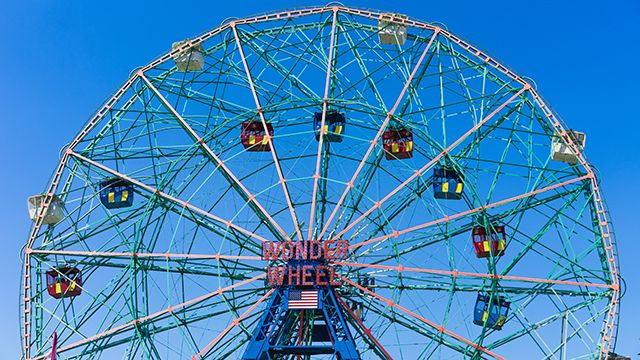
[[295, 241, 308, 260], [316, 265, 328, 286], [282, 241, 294, 260], [262, 241, 279, 260], [301, 265, 314, 286], [323, 239, 335, 260], [310, 241, 322, 260], [329, 266, 342, 286], [335, 240, 349, 259], [288, 265, 301, 286], [267, 266, 285, 286]]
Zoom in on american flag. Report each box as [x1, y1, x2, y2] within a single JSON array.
[[288, 289, 319, 309]]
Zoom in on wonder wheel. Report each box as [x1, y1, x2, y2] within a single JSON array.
[[21, 4, 619, 360]]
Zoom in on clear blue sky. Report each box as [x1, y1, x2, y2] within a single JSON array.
[[1, 0, 638, 358]]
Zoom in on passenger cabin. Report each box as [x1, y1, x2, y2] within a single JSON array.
[[472, 225, 507, 258], [350, 301, 365, 321], [27, 194, 65, 225], [432, 167, 464, 200], [241, 121, 273, 152], [99, 178, 134, 209], [46, 267, 82, 299], [473, 293, 510, 330], [382, 128, 413, 160], [551, 130, 585, 165], [378, 13, 408, 45], [357, 275, 376, 294], [171, 40, 205, 72], [313, 110, 345, 142]]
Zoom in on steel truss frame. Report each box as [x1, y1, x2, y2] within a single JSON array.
[[21, 4, 619, 360]]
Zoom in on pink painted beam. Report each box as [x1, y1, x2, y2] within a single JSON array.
[[139, 72, 291, 243], [308, 8, 339, 241], [192, 288, 275, 359], [69, 150, 270, 245], [231, 22, 303, 242], [334, 293, 393, 360], [30, 274, 266, 360], [332, 86, 528, 242], [27, 249, 262, 262], [338, 274, 505, 360], [318, 28, 441, 241], [334, 261, 615, 290], [349, 174, 591, 250]]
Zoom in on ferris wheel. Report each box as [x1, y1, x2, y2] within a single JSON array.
[[21, 5, 620, 360]]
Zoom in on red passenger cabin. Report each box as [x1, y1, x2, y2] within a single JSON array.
[[46, 267, 83, 299], [382, 128, 413, 160], [472, 225, 507, 258], [241, 121, 273, 152]]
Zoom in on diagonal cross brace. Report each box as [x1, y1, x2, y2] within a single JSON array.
[[242, 287, 360, 360]]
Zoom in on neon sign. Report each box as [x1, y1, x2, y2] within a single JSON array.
[[262, 240, 348, 287]]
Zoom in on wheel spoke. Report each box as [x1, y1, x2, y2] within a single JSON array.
[[350, 174, 590, 250], [31, 274, 265, 360], [139, 72, 291, 243], [192, 289, 274, 359], [319, 29, 440, 241], [338, 274, 505, 359], [23, 6, 618, 359], [232, 24, 304, 241]]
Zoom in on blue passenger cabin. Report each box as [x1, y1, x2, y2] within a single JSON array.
[[357, 275, 375, 294], [313, 110, 345, 142], [432, 167, 464, 200], [473, 293, 510, 330], [99, 178, 134, 209]]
